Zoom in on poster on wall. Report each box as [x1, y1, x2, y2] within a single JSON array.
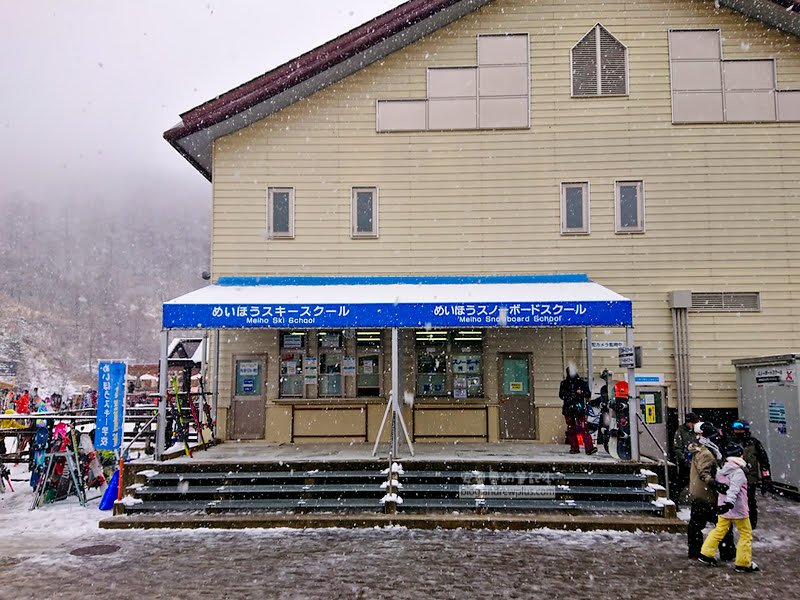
[[343, 357, 356, 375], [756, 367, 797, 387], [769, 401, 787, 423], [239, 361, 259, 376], [304, 357, 318, 384]]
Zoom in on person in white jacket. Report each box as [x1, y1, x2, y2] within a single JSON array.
[[697, 443, 760, 573]]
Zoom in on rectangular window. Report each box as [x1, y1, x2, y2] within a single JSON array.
[[415, 330, 484, 398], [452, 330, 484, 398], [416, 331, 448, 396], [615, 180, 645, 233], [318, 331, 343, 397], [267, 187, 294, 238], [560, 182, 590, 234], [279, 331, 305, 398], [356, 330, 382, 397], [351, 187, 378, 238]]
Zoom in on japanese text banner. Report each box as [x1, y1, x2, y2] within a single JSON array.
[[94, 361, 126, 451], [163, 300, 631, 329]]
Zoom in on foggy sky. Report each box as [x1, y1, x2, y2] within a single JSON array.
[[0, 1, 404, 204]]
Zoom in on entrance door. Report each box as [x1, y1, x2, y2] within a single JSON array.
[[230, 356, 266, 440], [637, 387, 667, 460], [498, 354, 535, 439]]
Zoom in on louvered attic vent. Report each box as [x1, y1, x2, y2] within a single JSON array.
[[689, 292, 761, 312], [571, 24, 628, 97]]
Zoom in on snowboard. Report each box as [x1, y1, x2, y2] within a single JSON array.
[[44, 430, 70, 504], [79, 433, 106, 489], [99, 470, 119, 510], [29, 426, 49, 488], [586, 396, 609, 449], [608, 381, 631, 460]]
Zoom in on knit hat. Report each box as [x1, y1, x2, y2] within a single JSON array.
[[698, 422, 719, 438], [724, 442, 743, 457]]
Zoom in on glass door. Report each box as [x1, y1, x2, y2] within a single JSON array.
[[498, 354, 535, 439], [230, 357, 266, 440]]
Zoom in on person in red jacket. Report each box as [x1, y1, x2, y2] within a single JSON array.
[[15, 390, 30, 414]]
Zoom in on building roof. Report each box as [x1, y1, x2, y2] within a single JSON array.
[[164, 0, 800, 181]]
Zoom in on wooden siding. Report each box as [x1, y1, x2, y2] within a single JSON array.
[[210, 0, 800, 410]]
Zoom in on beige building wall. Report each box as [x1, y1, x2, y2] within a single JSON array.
[[212, 326, 589, 443], [208, 0, 800, 418]]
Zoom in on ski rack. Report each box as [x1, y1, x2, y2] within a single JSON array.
[[30, 448, 86, 510]]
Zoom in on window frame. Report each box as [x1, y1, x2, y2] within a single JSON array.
[[317, 331, 344, 398], [351, 186, 379, 238], [356, 331, 383, 398], [560, 182, 590, 235], [414, 330, 484, 399], [267, 187, 295, 239], [614, 180, 645, 233], [278, 331, 306, 398]]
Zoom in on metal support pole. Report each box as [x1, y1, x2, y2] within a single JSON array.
[[585, 327, 594, 392], [373, 328, 413, 457], [626, 326, 639, 462], [156, 329, 169, 461], [391, 327, 400, 458], [200, 331, 208, 429], [212, 329, 220, 440]]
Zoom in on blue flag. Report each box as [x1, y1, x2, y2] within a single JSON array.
[[94, 362, 126, 450]]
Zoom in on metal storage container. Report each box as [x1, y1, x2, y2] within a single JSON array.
[[732, 354, 800, 495]]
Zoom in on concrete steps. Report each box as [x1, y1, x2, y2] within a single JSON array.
[[100, 458, 683, 531]]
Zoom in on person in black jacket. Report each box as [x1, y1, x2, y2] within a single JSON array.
[[731, 420, 772, 529], [670, 411, 700, 503], [559, 364, 596, 455]]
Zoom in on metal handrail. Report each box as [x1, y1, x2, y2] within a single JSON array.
[[635, 412, 671, 501], [122, 413, 158, 457]]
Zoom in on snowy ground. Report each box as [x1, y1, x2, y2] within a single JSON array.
[[1, 458, 799, 600]]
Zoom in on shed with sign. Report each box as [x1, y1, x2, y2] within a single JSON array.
[[733, 354, 800, 495]]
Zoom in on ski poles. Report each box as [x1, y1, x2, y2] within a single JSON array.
[[0, 464, 12, 492], [198, 377, 216, 439]]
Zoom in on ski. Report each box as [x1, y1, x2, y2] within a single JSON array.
[[166, 390, 193, 458], [173, 375, 205, 448], [69, 424, 87, 500]]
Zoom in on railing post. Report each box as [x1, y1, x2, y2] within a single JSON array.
[[156, 330, 168, 461]]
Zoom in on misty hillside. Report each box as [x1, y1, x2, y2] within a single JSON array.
[[0, 181, 211, 393]]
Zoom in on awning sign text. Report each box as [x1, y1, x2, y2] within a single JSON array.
[[164, 300, 631, 329]]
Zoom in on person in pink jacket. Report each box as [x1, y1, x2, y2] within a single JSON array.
[[698, 443, 760, 573]]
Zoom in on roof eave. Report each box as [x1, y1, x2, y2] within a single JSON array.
[[163, 0, 494, 180], [719, 0, 800, 36], [164, 0, 800, 181]]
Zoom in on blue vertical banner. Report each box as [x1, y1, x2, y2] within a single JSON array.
[[94, 361, 126, 451]]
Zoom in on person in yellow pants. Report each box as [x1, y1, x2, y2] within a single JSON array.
[[698, 443, 760, 573]]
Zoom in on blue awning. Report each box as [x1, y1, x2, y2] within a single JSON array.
[[162, 274, 632, 329]]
